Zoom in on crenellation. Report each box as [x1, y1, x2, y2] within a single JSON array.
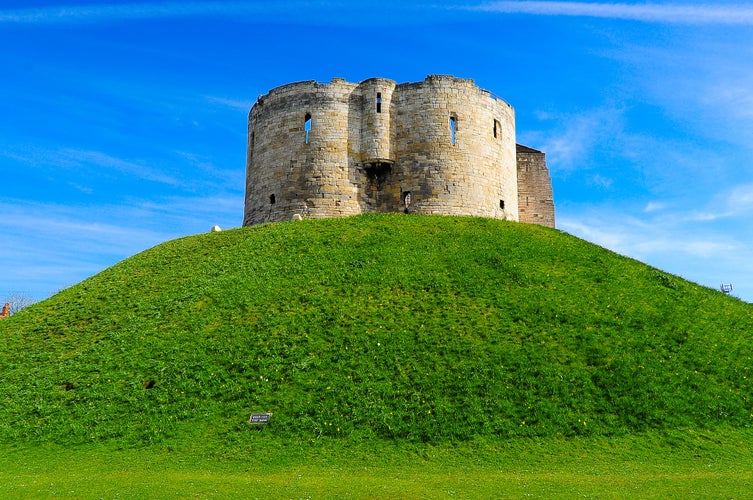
[[243, 75, 555, 227]]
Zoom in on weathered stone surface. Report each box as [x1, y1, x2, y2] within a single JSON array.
[[516, 145, 555, 227], [243, 75, 555, 228]]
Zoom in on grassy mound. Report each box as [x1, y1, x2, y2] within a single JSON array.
[[1, 214, 752, 448]]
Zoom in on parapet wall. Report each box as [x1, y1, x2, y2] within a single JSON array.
[[243, 75, 553, 228]]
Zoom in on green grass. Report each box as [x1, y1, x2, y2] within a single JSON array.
[[2, 429, 752, 498], [1, 214, 752, 496]]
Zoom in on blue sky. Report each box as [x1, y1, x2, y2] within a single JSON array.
[[2, 1, 753, 303]]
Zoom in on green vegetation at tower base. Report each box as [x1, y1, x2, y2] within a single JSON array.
[[1, 214, 753, 497], [2, 429, 752, 498]]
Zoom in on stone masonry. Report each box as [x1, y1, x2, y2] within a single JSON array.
[[243, 75, 554, 228], [516, 144, 555, 227]]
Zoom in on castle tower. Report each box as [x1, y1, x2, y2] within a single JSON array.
[[358, 78, 396, 164], [243, 78, 360, 225], [390, 76, 517, 219], [243, 75, 554, 228], [355, 78, 397, 212], [516, 145, 555, 227]]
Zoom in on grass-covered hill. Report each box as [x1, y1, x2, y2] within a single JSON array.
[[1, 214, 752, 449]]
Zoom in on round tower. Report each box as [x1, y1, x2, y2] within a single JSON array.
[[243, 79, 360, 226], [244, 76, 529, 226], [391, 75, 518, 219], [357, 78, 396, 164]]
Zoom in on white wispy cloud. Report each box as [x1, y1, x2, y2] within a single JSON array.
[[205, 96, 254, 112], [0, 2, 265, 24], [4, 146, 181, 186], [589, 173, 613, 189], [523, 104, 626, 172], [557, 219, 629, 250], [678, 183, 753, 222], [4, 1, 753, 27], [0, 200, 168, 298], [125, 195, 243, 230], [699, 77, 753, 145], [0, 193, 242, 299], [0, 1, 429, 25], [558, 189, 753, 302], [61, 149, 182, 185], [643, 201, 667, 213], [473, 2, 753, 25]]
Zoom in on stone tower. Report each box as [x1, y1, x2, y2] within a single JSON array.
[[243, 75, 554, 228], [516, 145, 555, 227]]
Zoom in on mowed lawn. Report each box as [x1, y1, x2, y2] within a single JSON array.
[[2, 430, 751, 498]]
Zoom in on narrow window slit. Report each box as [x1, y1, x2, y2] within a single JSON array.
[[304, 113, 312, 144], [249, 131, 255, 161], [493, 119, 502, 139], [449, 113, 457, 145], [376, 92, 382, 113], [270, 194, 276, 205]]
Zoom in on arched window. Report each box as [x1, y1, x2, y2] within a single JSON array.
[[304, 113, 312, 144], [493, 119, 501, 139], [449, 113, 458, 146]]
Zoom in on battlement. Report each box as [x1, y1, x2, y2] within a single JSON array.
[[243, 75, 554, 227]]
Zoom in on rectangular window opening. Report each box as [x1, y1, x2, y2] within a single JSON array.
[[499, 199, 505, 210], [376, 92, 382, 113]]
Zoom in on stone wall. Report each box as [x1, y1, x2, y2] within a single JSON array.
[[243, 75, 554, 228], [243, 79, 360, 225], [516, 145, 555, 228]]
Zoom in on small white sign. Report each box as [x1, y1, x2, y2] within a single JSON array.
[[249, 413, 271, 424]]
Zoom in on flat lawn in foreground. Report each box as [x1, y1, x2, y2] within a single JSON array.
[[2, 430, 750, 498]]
